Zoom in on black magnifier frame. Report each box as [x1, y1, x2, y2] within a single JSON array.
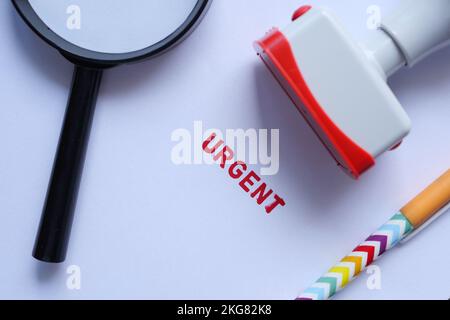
[[12, 0, 211, 263], [12, 0, 211, 66]]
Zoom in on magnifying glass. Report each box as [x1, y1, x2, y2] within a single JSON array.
[[12, 0, 211, 263]]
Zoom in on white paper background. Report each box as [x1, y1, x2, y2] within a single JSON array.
[[0, 0, 449, 299]]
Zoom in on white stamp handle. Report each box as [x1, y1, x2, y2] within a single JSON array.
[[381, 0, 450, 67]]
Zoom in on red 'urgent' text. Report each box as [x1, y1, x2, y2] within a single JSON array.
[[202, 133, 286, 214]]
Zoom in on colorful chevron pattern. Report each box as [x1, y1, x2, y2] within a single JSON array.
[[297, 212, 414, 300]]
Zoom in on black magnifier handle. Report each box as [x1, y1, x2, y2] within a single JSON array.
[[33, 65, 103, 263]]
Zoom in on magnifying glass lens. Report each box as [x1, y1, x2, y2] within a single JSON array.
[[29, 0, 199, 54]]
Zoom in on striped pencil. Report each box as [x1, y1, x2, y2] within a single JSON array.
[[298, 169, 450, 300]]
